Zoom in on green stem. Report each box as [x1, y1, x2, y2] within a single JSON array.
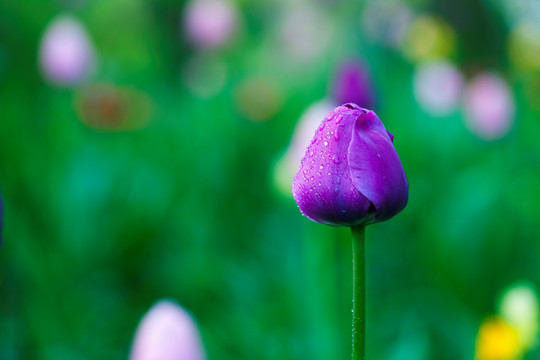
[[351, 225, 366, 360]]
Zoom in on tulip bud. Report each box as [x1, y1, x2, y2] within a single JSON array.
[[39, 14, 95, 86], [292, 103, 408, 226], [130, 300, 206, 360]]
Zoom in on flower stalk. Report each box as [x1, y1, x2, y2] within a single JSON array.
[[351, 225, 366, 360]]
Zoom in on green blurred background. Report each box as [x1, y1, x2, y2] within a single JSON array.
[[1, 0, 540, 359]]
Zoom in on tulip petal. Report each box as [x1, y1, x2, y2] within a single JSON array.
[[348, 111, 408, 221], [292, 104, 372, 226]]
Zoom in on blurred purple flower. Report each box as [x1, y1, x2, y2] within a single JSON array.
[[292, 104, 408, 226], [463, 73, 515, 140], [413, 60, 464, 116], [333, 60, 375, 109], [39, 14, 95, 86], [183, 0, 238, 48], [130, 300, 206, 360]]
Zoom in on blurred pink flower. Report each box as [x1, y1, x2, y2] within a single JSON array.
[[413, 60, 464, 116], [39, 14, 95, 86], [183, 0, 238, 48], [130, 300, 206, 360], [463, 73, 515, 140]]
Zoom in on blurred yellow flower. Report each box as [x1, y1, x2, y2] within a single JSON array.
[[401, 15, 456, 63], [508, 22, 540, 72], [475, 317, 521, 360]]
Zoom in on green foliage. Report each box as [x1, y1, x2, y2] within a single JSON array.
[[1, 0, 539, 359]]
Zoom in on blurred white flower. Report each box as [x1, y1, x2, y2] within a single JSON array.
[[183, 0, 238, 48], [360, 1, 413, 48], [499, 282, 539, 349], [130, 300, 206, 360], [413, 60, 464, 116], [273, 100, 334, 196], [279, 4, 332, 62], [182, 53, 227, 98], [499, 0, 540, 28], [463, 73, 515, 140], [39, 14, 95, 86]]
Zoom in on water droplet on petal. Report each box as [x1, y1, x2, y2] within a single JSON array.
[[332, 155, 342, 164]]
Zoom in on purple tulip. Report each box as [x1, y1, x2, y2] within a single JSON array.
[[130, 300, 206, 360], [292, 103, 408, 226], [333, 60, 375, 109]]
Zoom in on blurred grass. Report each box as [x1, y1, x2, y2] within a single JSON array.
[[1, 0, 540, 359]]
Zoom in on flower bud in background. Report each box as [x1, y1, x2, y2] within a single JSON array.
[[39, 14, 95, 86], [332, 60, 375, 110], [498, 282, 539, 350], [463, 73, 515, 140], [475, 317, 521, 360], [130, 300, 206, 360], [413, 60, 464, 116], [183, 0, 238, 49], [273, 100, 334, 196], [292, 103, 408, 226]]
